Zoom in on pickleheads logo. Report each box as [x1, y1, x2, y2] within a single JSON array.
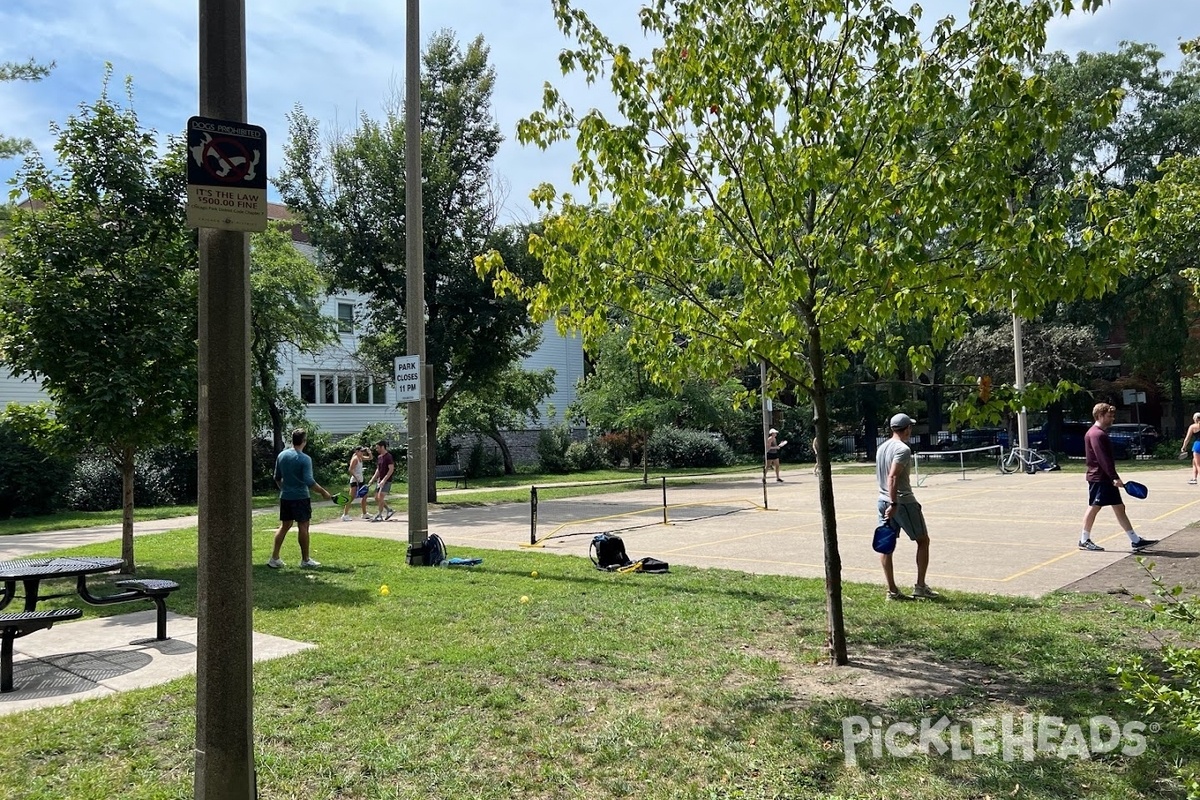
[[842, 714, 1148, 765]]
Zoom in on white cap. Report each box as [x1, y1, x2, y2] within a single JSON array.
[[768, 428, 778, 435], [890, 413, 914, 430]]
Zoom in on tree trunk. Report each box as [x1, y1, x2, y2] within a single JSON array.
[[642, 429, 650, 484], [488, 431, 516, 475], [120, 445, 136, 574], [426, 406, 439, 504], [808, 334, 848, 665], [268, 400, 285, 456], [1170, 362, 1184, 440]]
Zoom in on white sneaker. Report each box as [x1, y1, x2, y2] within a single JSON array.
[[913, 584, 940, 599], [300, 558, 321, 568], [370, 515, 383, 523], [361, 514, 372, 520], [267, 557, 285, 569], [341, 514, 352, 522], [384, 508, 395, 520]]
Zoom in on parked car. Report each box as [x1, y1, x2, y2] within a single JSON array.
[[1028, 421, 1138, 459], [1108, 423, 1160, 455], [957, 428, 1008, 448]]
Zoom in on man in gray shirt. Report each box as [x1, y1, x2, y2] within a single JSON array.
[[876, 413, 938, 601]]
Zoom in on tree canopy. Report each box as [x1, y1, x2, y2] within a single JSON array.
[[275, 30, 544, 501], [0, 58, 53, 161], [481, 0, 1133, 664], [0, 73, 195, 571]]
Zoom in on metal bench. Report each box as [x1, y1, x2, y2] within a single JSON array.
[[76, 577, 181, 642], [0, 608, 83, 692], [434, 464, 466, 488]]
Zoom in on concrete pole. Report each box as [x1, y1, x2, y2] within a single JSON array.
[[405, 0, 430, 563], [195, 1, 256, 798]]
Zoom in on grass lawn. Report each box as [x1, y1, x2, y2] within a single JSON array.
[[0, 516, 1188, 799]]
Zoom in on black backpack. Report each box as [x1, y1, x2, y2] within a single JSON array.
[[427, 533, 447, 565], [590, 533, 632, 571]]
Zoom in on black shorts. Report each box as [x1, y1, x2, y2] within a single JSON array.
[[1088, 481, 1122, 507], [280, 497, 313, 522]]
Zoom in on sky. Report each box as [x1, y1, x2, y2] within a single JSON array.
[[0, 0, 1195, 224]]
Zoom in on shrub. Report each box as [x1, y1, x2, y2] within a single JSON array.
[[63, 445, 200, 511], [598, 431, 643, 468], [566, 438, 605, 472], [465, 438, 504, 478], [537, 425, 573, 473], [0, 402, 72, 518], [647, 427, 735, 468]]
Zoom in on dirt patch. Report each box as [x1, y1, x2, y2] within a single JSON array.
[[747, 645, 1021, 707]]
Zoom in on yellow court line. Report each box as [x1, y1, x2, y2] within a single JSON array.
[[1152, 495, 1200, 521]]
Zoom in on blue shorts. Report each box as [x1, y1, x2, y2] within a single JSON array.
[[280, 497, 312, 522], [877, 499, 928, 541], [1087, 481, 1122, 507], [1192, 441, 1200, 455]]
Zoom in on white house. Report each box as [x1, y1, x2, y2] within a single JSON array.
[[2, 211, 586, 440]]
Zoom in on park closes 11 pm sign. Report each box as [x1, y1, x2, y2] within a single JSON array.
[[394, 355, 421, 403], [185, 115, 268, 232]]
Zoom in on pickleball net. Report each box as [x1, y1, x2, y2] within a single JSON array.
[[524, 475, 766, 547], [912, 444, 1004, 486]]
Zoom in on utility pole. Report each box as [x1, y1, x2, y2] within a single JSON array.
[[405, 0, 430, 563], [194, 1, 256, 798]]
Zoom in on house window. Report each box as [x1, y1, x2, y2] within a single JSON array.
[[299, 372, 386, 406], [337, 302, 354, 334]]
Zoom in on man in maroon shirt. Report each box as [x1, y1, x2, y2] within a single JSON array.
[[1079, 402, 1157, 552], [369, 439, 397, 522]]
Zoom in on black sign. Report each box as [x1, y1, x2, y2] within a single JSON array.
[[186, 116, 267, 190]]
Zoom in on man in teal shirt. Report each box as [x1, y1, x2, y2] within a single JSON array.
[[269, 428, 332, 569]]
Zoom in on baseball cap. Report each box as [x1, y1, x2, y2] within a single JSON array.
[[768, 428, 778, 435], [890, 413, 914, 430]]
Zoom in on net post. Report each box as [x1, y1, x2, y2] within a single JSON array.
[[661, 476, 668, 524], [530, 486, 538, 546]]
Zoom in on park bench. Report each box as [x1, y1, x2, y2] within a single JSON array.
[[434, 464, 466, 489], [0, 608, 83, 692], [79, 577, 182, 642]]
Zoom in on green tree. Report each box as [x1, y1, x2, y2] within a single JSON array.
[[1038, 44, 1200, 433], [0, 73, 195, 572], [442, 356, 556, 475], [0, 58, 53, 161], [249, 220, 337, 455], [276, 31, 544, 502], [482, 0, 1130, 664]]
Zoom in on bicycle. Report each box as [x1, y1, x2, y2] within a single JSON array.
[[998, 446, 1059, 474]]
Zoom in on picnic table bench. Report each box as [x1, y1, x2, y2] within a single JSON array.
[[0, 557, 181, 692], [0, 608, 82, 692], [435, 464, 466, 488]]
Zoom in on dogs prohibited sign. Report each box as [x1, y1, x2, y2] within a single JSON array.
[[394, 356, 421, 403], [186, 115, 268, 231]]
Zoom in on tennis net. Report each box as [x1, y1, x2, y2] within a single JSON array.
[[913, 444, 1003, 485]]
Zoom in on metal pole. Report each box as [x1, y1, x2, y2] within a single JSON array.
[[661, 476, 667, 525], [760, 359, 770, 511], [530, 486, 538, 546], [195, 1, 255, 797], [404, 0, 429, 564], [1013, 309, 1028, 452]]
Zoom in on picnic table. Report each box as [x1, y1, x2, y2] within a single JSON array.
[[0, 556, 125, 613]]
